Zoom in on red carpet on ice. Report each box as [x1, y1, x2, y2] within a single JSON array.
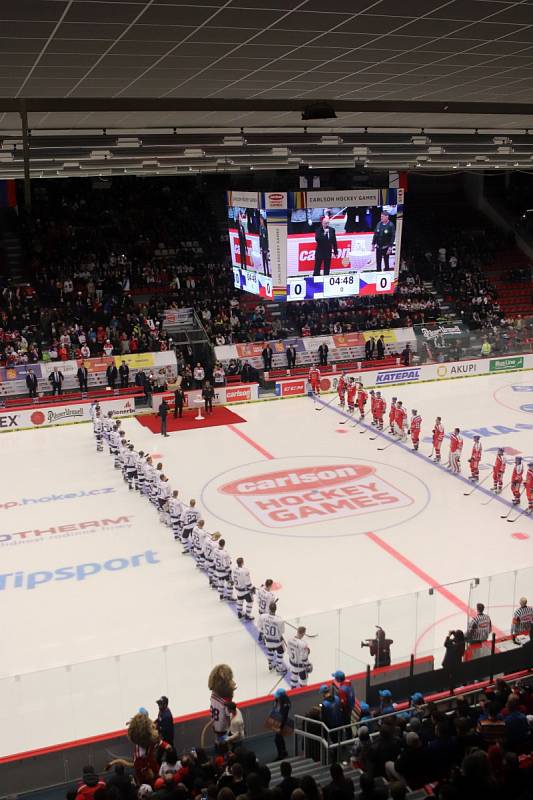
[[136, 405, 246, 433]]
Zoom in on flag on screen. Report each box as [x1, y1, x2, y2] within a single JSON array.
[[0, 179, 17, 208]]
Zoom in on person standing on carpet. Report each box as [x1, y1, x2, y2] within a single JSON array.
[[174, 386, 184, 419], [202, 381, 215, 415], [159, 399, 169, 436]]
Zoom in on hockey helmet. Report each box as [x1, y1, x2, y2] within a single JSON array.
[[498, 448, 504, 454], [473, 435, 480, 441], [516, 456, 522, 462]]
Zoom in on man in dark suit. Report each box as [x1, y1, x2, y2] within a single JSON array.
[[259, 215, 270, 276], [77, 362, 89, 393], [365, 337, 376, 361], [119, 361, 130, 389], [174, 386, 184, 419], [372, 210, 396, 271], [158, 398, 169, 437], [376, 335, 385, 360], [106, 363, 118, 390], [286, 344, 296, 369], [262, 344, 273, 370], [237, 213, 248, 269], [49, 367, 64, 396], [313, 217, 338, 277], [318, 343, 329, 366], [26, 368, 38, 398]]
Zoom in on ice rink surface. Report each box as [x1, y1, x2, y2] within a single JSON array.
[[1, 371, 533, 756]]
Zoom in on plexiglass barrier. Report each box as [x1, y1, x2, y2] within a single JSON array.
[[2, 563, 531, 758]]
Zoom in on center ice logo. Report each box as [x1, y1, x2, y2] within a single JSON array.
[[219, 463, 412, 528]]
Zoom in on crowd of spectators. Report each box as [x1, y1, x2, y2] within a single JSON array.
[[67, 675, 533, 800]]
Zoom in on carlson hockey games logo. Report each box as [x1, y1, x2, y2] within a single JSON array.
[[203, 456, 429, 537]]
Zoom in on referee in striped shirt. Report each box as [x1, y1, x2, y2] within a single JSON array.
[[512, 597, 533, 643], [466, 603, 492, 658]]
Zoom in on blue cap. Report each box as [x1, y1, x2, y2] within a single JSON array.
[[379, 690, 392, 699], [360, 702, 370, 713], [274, 688, 286, 698], [138, 707, 149, 716], [319, 684, 329, 694], [411, 692, 424, 704], [332, 670, 345, 681]]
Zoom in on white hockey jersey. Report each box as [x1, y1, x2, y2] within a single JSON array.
[[233, 566, 253, 593], [259, 611, 284, 645], [168, 496, 183, 520], [158, 480, 171, 502], [287, 635, 310, 667], [214, 546, 231, 574], [257, 585, 276, 615], [181, 505, 200, 531]]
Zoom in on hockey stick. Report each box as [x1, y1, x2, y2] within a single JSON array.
[[463, 473, 490, 496], [508, 504, 531, 523], [481, 479, 511, 505], [315, 393, 338, 412], [501, 505, 514, 520], [268, 673, 287, 695], [428, 446, 434, 459], [284, 620, 319, 638], [377, 438, 396, 451], [507, 489, 526, 522]]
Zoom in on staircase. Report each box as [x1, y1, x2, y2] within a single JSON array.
[[1, 230, 25, 284], [267, 755, 362, 788], [483, 246, 533, 316]]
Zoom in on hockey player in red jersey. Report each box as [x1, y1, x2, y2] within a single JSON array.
[[409, 409, 422, 451], [337, 372, 347, 409], [389, 397, 397, 434], [308, 365, 321, 395], [525, 463, 533, 514], [375, 392, 385, 431], [492, 448, 506, 493], [369, 390, 377, 425], [432, 417, 444, 462], [511, 456, 524, 505], [468, 435, 482, 482], [449, 427, 463, 473], [394, 400, 407, 441], [346, 378, 356, 416], [357, 384, 368, 420]]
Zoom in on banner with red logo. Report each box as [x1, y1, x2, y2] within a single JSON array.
[[275, 378, 307, 398], [0, 396, 137, 432], [288, 232, 384, 277]]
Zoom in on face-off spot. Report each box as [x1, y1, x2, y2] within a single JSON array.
[[511, 532, 529, 540]]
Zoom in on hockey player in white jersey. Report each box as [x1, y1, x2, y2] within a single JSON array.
[[203, 531, 221, 586], [157, 474, 171, 523], [90, 401, 101, 423], [181, 499, 200, 552], [103, 412, 114, 447], [233, 557, 255, 621], [150, 462, 164, 505], [168, 490, 184, 541], [118, 436, 129, 480], [257, 579, 277, 617], [133, 450, 145, 491], [109, 426, 122, 468], [258, 602, 286, 673], [191, 519, 208, 568], [287, 626, 312, 689], [93, 411, 104, 452], [124, 443, 137, 490], [141, 456, 153, 497], [213, 538, 234, 601]]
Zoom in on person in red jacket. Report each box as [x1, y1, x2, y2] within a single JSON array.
[[525, 462, 533, 514], [346, 379, 356, 417], [337, 372, 347, 409], [308, 365, 321, 395], [76, 766, 106, 799], [511, 456, 524, 505], [449, 428, 463, 473], [393, 400, 407, 441], [357, 384, 368, 420], [432, 417, 444, 462], [388, 397, 397, 434], [409, 409, 422, 451], [492, 448, 506, 493], [469, 435, 482, 482], [375, 391, 386, 431]]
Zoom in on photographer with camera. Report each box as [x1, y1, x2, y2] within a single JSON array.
[[442, 629, 465, 692], [361, 626, 393, 668]]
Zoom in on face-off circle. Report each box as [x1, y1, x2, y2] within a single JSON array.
[[493, 380, 533, 417], [202, 454, 430, 539]]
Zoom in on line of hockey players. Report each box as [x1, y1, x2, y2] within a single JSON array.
[[309, 368, 533, 513], [91, 404, 313, 689]]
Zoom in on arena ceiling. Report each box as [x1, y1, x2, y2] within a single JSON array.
[[2, 0, 533, 177]]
